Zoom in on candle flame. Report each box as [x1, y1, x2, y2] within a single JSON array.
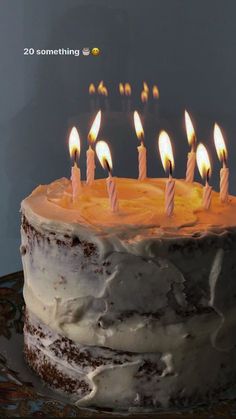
[[119, 83, 124, 95], [102, 86, 108, 96], [124, 83, 131, 96], [141, 90, 148, 103], [88, 110, 101, 144], [153, 85, 159, 99], [89, 83, 96, 94], [96, 140, 113, 172], [134, 111, 144, 141], [69, 127, 80, 159], [196, 143, 211, 180], [185, 110, 196, 147], [97, 80, 104, 94], [143, 81, 149, 93], [214, 123, 228, 163], [158, 131, 175, 173]]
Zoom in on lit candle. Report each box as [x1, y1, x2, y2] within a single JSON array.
[[69, 127, 81, 203], [214, 123, 229, 203], [185, 110, 197, 183], [119, 83, 125, 112], [87, 110, 101, 185], [102, 86, 109, 111], [158, 131, 175, 217], [97, 80, 104, 109], [152, 85, 160, 118], [89, 83, 96, 111], [96, 140, 119, 212], [196, 143, 212, 210], [134, 111, 147, 181], [143, 81, 149, 95], [124, 83, 131, 112], [141, 90, 149, 118]]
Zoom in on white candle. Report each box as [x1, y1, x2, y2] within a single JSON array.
[[158, 130, 175, 217], [106, 174, 119, 212], [137, 143, 147, 181], [165, 176, 175, 216], [134, 111, 147, 180], [86, 146, 95, 186], [214, 123, 229, 204], [71, 162, 81, 203], [185, 110, 197, 183], [69, 127, 81, 203]]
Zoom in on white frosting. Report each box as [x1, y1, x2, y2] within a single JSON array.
[[21, 177, 236, 353], [21, 177, 236, 410]]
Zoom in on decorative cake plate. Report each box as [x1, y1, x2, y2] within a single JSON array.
[[0, 271, 236, 418]]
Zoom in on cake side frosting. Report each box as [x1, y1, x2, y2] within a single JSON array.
[[21, 177, 236, 353]]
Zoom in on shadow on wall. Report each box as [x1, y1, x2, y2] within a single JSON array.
[[3, 4, 131, 237]]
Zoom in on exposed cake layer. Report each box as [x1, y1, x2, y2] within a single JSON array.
[[24, 309, 236, 411]]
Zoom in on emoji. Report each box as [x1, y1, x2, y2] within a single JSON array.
[[91, 47, 100, 56], [82, 48, 90, 56]]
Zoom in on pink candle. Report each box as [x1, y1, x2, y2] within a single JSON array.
[[69, 127, 81, 203], [158, 130, 175, 217], [165, 176, 175, 216], [220, 167, 229, 203], [71, 163, 81, 203], [106, 174, 119, 212], [203, 181, 212, 210], [134, 111, 147, 180], [214, 123, 229, 203], [86, 147, 95, 186], [96, 140, 119, 213]]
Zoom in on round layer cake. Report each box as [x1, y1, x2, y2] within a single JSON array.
[[21, 177, 236, 412]]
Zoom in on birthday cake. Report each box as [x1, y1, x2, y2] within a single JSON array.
[[21, 176, 236, 412]]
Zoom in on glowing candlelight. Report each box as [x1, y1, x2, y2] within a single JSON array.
[[119, 83, 125, 112], [159, 131, 175, 217], [87, 110, 101, 185], [125, 83, 131, 112], [152, 85, 159, 99], [119, 83, 124, 95], [102, 86, 109, 111], [96, 141, 119, 212], [143, 81, 149, 94], [152, 85, 160, 118], [185, 110, 197, 183], [89, 83, 96, 111], [141, 90, 148, 118], [69, 127, 81, 203], [97, 80, 104, 94], [141, 90, 148, 103], [196, 143, 212, 210], [89, 83, 96, 95], [214, 123, 229, 203], [134, 111, 147, 180]]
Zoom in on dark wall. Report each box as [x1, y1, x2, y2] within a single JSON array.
[[1, 0, 236, 274]]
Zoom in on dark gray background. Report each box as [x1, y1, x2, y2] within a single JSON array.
[[1, 0, 236, 275]]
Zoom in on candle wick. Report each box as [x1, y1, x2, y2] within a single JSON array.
[[169, 160, 173, 177], [74, 149, 78, 166], [206, 168, 210, 184]]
